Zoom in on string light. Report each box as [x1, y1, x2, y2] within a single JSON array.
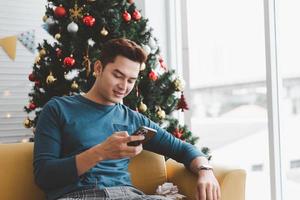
[[5, 113, 11, 118], [3, 90, 11, 97], [21, 138, 29, 143]]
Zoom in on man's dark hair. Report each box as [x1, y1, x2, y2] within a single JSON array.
[[100, 38, 147, 68]]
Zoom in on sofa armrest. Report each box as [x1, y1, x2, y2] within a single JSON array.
[[166, 159, 246, 200], [0, 143, 45, 200]]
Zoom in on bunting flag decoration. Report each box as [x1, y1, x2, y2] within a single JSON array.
[[17, 29, 36, 53], [0, 36, 17, 60]]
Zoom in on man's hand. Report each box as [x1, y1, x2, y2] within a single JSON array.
[[75, 131, 144, 176], [195, 170, 221, 200], [190, 157, 221, 200], [93, 131, 145, 160]]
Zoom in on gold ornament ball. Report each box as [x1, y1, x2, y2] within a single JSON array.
[[140, 62, 146, 71], [138, 102, 147, 112], [100, 27, 108, 36], [55, 33, 61, 40], [23, 118, 32, 128], [39, 49, 46, 57], [46, 74, 57, 85], [71, 81, 79, 90], [157, 109, 166, 119], [173, 78, 183, 91], [35, 56, 41, 64], [42, 15, 48, 22]]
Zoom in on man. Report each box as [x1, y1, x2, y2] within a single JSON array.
[[34, 38, 221, 200]]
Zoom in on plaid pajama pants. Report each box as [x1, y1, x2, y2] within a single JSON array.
[[56, 186, 171, 200]]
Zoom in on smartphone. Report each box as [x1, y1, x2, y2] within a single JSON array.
[[127, 126, 157, 146]]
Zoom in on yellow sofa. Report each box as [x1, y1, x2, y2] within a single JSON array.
[[0, 143, 246, 200]]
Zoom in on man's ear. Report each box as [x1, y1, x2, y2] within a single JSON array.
[[93, 60, 103, 76]]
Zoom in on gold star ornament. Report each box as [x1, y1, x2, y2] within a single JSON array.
[[69, 3, 83, 21]]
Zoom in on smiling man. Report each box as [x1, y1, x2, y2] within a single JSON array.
[[33, 38, 220, 200]]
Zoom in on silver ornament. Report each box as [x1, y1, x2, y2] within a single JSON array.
[[142, 45, 151, 55], [48, 2, 55, 9], [45, 17, 55, 26], [148, 37, 156, 49], [67, 22, 79, 33], [151, 46, 158, 54]]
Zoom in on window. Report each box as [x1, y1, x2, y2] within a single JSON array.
[[184, 0, 271, 199], [276, 0, 300, 198], [171, 0, 300, 199]]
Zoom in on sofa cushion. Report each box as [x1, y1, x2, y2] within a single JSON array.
[[129, 150, 167, 194]]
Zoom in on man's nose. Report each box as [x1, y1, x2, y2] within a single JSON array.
[[118, 79, 127, 90]]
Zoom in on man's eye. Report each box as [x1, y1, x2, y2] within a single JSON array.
[[114, 74, 122, 78]]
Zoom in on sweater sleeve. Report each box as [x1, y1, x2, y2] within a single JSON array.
[[140, 116, 207, 168], [33, 99, 80, 191]]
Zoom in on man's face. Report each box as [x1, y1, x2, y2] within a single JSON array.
[[94, 55, 140, 105]]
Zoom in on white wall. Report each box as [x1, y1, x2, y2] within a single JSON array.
[[0, 0, 50, 143]]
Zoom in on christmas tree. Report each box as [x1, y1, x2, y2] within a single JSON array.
[[24, 0, 206, 151]]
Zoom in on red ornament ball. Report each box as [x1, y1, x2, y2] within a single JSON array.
[[122, 11, 131, 22], [64, 56, 75, 67], [148, 70, 158, 81], [28, 73, 35, 82], [132, 9, 141, 21], [83, 15, 96, 27], [54, 6, 66, 17], [28, 102, 37, 110]]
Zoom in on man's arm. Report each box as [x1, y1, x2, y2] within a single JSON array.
[[189, 156, 210, 173], [133, 112, 221, 199], [75, 131, 144, 176], [142, 121, 206, 167], [190, 156, 221, 200], [137, 115, 220, 200], [34, 100, 79, 190]]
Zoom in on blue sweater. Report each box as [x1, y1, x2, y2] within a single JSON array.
[[33, 95, 204, 200]]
